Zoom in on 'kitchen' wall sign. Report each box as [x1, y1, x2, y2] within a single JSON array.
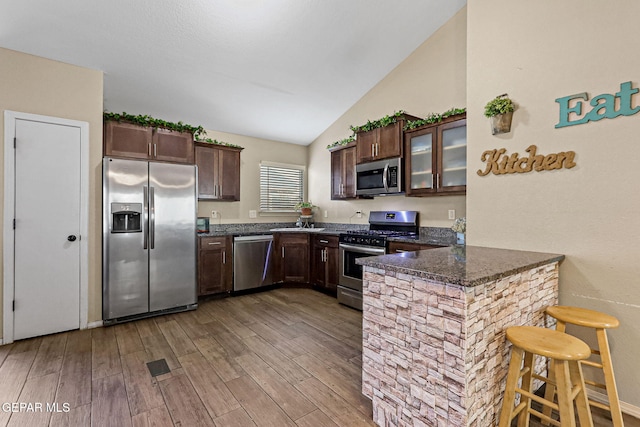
[[555, 81, 640, 128], [477, 145, 576, 176]]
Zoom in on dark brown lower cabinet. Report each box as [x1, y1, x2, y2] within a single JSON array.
[[311, 234, 339, 294], [198, 236, 232, 296], [274, 233, 309, 283]]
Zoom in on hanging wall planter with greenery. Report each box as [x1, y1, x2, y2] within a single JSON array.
[[484, 94, 515, 135]]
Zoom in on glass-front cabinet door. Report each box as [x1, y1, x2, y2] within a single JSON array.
[[438, 119, 467, 193], [408, 129, 435, 191], [404, 114, 466, 196]]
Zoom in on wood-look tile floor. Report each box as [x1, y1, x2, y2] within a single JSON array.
[[0, 288, 375, 427], [0, 288, 638, 427]]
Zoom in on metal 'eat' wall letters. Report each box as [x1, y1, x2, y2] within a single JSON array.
[[555, 81, 640, 128]]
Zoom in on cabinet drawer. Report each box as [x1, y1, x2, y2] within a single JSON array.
[[312, 234, 338, 247], [199, 236, 227, 250], [276, 233, 309, 245]]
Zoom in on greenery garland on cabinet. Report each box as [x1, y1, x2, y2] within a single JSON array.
[[326, 110, 408, 150], [103, 111, 244, 149], [349, 110, 408, 133], [326, 107, 466, 150], [404, 107, 466, 130]]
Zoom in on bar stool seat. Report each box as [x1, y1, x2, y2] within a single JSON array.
[[498, 326, 593, 427], [545, 306, 624, 427]]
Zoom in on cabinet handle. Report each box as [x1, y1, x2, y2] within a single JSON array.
[[208, 242, 221, 245], [223, 250, 226, 264], [395, 249, 409, 253], [153, 143, 157, 158], [320, 239, 329, 244], [371, 143, 375, 158], [282, 247, 285, 258], [148, 143, 152, 157], [322, 248, 326, 262], [375, 143, 378, 157]]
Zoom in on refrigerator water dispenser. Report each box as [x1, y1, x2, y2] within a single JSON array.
[[111, 203, 142, 233]]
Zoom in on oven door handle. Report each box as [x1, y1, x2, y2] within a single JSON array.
[[339, 243, 386, 255]]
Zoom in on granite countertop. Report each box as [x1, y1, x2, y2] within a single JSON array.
[[197, 223, 454, 246], [387, 236, 448, 246], [356, 245, 564, 287], [197, 227, 344, 237]]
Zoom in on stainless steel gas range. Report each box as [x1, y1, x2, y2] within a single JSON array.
[[337, 210, 419, 310]]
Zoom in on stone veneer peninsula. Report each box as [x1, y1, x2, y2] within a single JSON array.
[[357, 245, 564, 427]]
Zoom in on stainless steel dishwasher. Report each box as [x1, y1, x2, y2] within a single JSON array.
[[233, 234, 275, 291]]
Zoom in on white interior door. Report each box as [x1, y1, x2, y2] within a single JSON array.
[[12, 118, 82, 340]]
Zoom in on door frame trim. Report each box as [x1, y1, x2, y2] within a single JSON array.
[[3, 111, 90, 344]]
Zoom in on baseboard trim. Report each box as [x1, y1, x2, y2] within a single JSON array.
[[87, 321, 104, 329], [589, 389, 640, 418]]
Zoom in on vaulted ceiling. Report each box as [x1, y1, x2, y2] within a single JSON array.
[[0, 0, 466, 145]]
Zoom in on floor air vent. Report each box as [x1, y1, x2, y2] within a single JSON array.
[[146, 359, 171, 377]]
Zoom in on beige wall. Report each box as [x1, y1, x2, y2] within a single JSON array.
[[467, 1, 640, 407], [307, 8, 467, 228], [0, 48, 104, 339], [196, 130, 308, 224]]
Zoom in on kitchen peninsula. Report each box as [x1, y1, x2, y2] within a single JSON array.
[[358, 245, 564, 427]]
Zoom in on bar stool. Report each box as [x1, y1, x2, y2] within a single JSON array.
[[498, 326, 593, 427], [544, 306, 624, 427]]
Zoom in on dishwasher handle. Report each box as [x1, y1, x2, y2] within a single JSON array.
[[234, 234, 274, 242]]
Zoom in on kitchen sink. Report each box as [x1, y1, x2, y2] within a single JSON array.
[[269, 227, 325, 232]]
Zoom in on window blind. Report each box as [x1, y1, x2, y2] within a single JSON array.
[[259, 162, 304, 212]]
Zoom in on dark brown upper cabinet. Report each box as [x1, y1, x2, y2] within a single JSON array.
[[331, 143, 357, 200], [104, 120, 194, 164], [195, 142, 242, 201], [355, 114, 421, 164], [404, 114, 466, 197]]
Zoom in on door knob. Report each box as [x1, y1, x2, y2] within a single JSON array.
[[67, 235, 77, 242]]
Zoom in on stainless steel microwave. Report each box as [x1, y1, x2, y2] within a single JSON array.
[[356, 157, 403, 196]]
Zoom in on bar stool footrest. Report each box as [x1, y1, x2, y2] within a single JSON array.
[[515, 387, 559, 412], [529, 407, 561, 427], [588, 399, 612, 412]]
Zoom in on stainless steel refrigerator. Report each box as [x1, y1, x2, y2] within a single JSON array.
[[103, 157, 197, 324]]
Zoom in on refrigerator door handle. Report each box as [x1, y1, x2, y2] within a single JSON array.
[[149, 186, 155, 249], [143, 185, 149, 249]]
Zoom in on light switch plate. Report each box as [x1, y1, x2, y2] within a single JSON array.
[[249, 210, 257, 218], [448, 210, 456, 220]]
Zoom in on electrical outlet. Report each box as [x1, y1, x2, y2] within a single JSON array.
[[249, 210, 257, 219], [211, 210, 219, 219], [356, 210, 363, 218], [448, 210, 456, 220], [323, 210, 328, 218]]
